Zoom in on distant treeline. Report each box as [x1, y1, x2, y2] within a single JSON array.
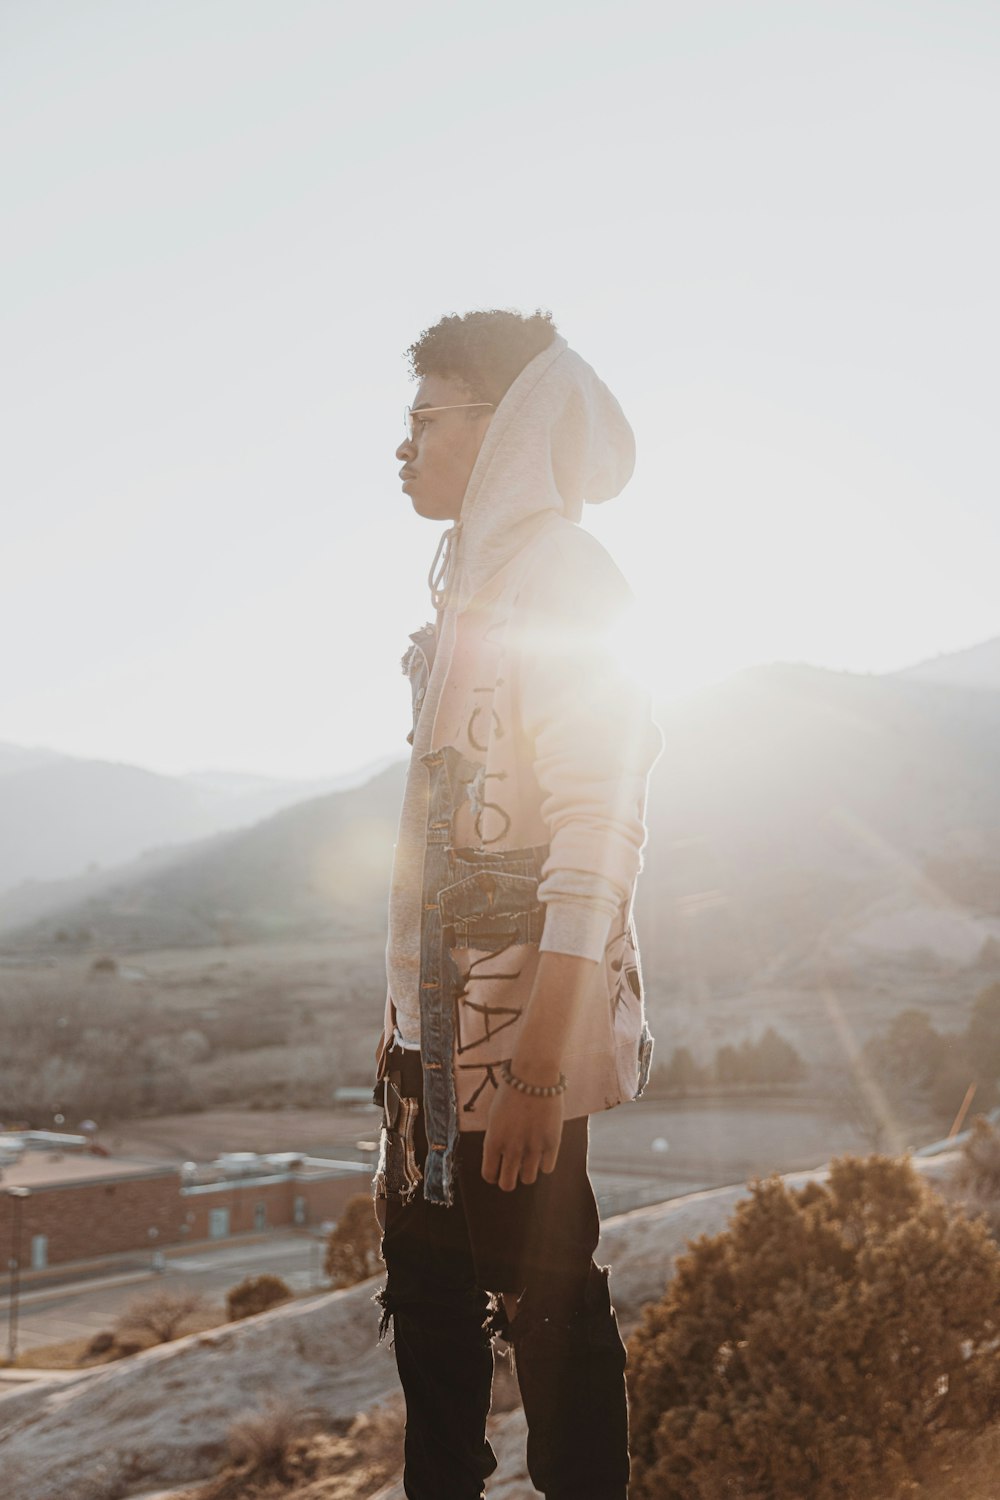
[[648, 1025, 805, 1096], [860, 981, 1000, 1123]]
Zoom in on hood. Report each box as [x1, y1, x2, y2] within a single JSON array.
[[433, 334, 636, 614]]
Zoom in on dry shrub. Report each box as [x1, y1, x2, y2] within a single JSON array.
[[85, 1329, 116, 1356], [951, 1114, 1000, 1242], [324, 1193, 382, 1288], [226, 1273, 293, 1321], [195, 1398, 406, 1500], [114, 1287, 210, 1344], [627, 1154, 1000, 1500], [226, 1396, 313, 1479], [197, 1396, 323, 1498], [328, 1401, 407, 1494], [905, 1418, 1000, 1498], [956, 1114, 1000, 1196]]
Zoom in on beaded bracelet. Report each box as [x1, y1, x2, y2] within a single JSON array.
[[499, 1058, 568, 1098]]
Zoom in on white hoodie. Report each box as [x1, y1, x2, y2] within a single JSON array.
[[381, 333, 662, 1121]]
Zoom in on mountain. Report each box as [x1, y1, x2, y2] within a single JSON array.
[[890, 633, 1000, 691], [0, 743, 401, 895], [633, 662, 1000, 1011], [178, 757, 398, 810], [4, 667, 1000, 1015], [0, 761, 407, 951], [0, 740, 69, 776], [6, 626, 996, 901]]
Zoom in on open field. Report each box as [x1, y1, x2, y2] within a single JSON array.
[[1, 937, 940, 1224], [107, 1104, 385, 1166], [0, 939, 386, 1125], [4, 934, 983, 1126]]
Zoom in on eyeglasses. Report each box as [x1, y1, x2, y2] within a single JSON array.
[[403, 403, 494, 443]]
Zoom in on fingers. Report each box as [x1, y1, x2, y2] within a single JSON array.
[[482, 1133, 527, 1191], [487, 1147, 548, 1191], [540, 1138, 560, 1175], [519, 1151, 543, 1186], [498, 1149, 522, 1193], [481, 1097, 564, 1189], [481, 1130, 502, 1186]]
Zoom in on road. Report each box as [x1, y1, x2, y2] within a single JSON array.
[[7, 1231, 330, 1355]]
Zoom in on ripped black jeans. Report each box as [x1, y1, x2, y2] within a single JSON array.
[[374, 1043, 629, 1500]]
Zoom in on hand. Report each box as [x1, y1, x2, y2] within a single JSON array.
[[481, 1078, 565, 1192]]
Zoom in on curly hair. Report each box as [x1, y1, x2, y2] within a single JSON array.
[[405, 308, 558, 406]]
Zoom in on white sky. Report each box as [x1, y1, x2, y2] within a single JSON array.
[[3, 0, 998, 780]]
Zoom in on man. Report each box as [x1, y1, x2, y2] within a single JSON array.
[[372, 308, 662, 1500]]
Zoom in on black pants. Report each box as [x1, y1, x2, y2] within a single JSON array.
[[375, 1044, 630, 1500]]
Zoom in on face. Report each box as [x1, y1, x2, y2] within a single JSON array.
[[396, 374, 494, 521]]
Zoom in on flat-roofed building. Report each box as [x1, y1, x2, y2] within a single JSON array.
[[0, 1133, 370, 1275]]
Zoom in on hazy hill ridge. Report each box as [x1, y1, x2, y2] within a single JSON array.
[[0, 762, 406, 951], [3, 663, 1000, 996], [0, 744, 400, 897], [0, 742, 69, 776], [1, 628, 994, 914], [891, 632, 1000, 691]]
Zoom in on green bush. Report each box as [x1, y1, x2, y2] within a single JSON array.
[[626, 1154, 1000, 1500], [226, 1273, 293, 1322]]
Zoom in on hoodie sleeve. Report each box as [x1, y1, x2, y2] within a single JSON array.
[[513, 536, 663, 962]]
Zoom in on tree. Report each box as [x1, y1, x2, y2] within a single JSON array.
[[852, 1009, 977, 1132], [967, 982, 1000, 1084], [864, 1008, 948, 1093], [930, 1052, 980, 1125], [713, 1029, 805, 1087], [658, 1046, 708, 1095], [115, 1288, 210, 1344], [749, 1026, 805, 1085], [324, 1194, 382, 1287], [714, 1042, 740, 1086], [827, 1063, 905, 1154], [627, 1154, 1000, 1500]]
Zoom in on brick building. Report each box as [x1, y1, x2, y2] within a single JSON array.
[[0, 1132, 371, 1273]]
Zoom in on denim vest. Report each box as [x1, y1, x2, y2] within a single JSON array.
[[418, 742, 549, 1206], [380, 550, 659, 1209]]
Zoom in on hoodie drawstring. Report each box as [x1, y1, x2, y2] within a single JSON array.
[[428, 520, 462, 611]]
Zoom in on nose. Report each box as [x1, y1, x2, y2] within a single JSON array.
[[396, 435, 415, 462]]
